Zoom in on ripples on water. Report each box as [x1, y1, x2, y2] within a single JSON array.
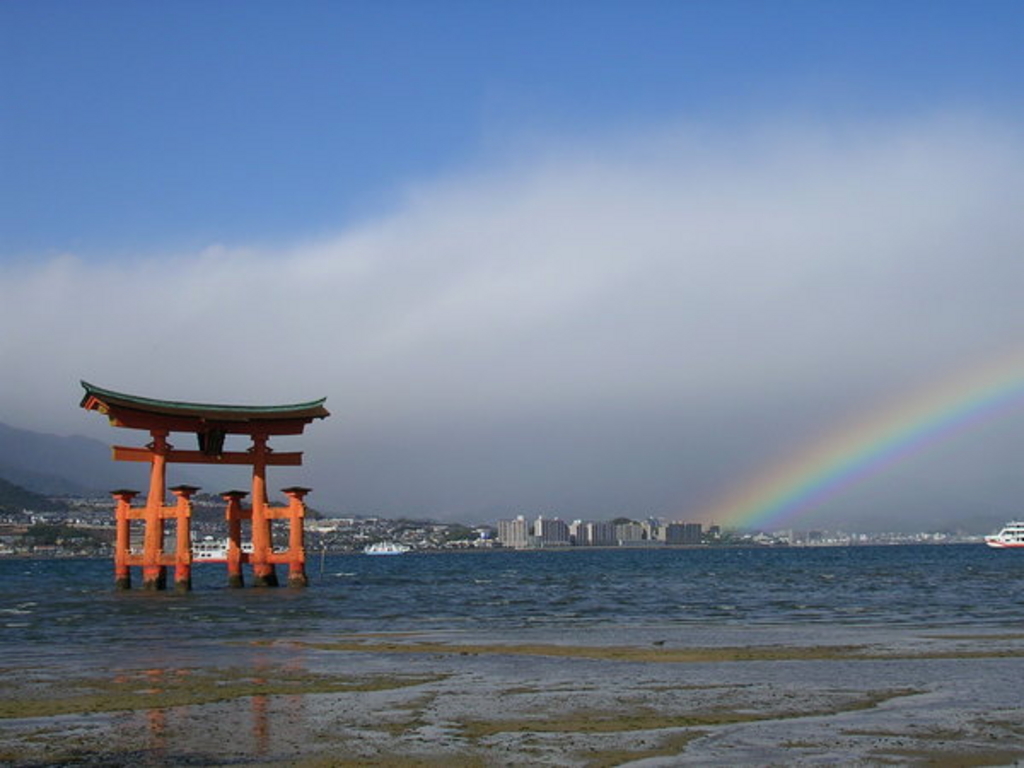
[[1, 545, 1022, 662]]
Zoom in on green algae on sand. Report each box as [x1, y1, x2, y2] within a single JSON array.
[[458, 688, 918, 738], [301, 638, 1024, 663], [0, 666, 447, 719], [303, 639, 870, 662]]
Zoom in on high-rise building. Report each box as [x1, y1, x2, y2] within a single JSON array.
[[569, 520, 617, 546], [569, 520, 586, 545], [643, 517, 665, 542], [497, 515, 530, 549], [615, 521, 646, 544], [588, 520, 617, 546], [666, 522, 703, 545], [534, 516, 570, 546]]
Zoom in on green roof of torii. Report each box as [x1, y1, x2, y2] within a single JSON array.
[[80, 381, 330, 423]]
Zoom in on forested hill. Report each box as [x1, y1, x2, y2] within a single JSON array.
[[0, 476, 66, 513], [0, 422, 137, 495]]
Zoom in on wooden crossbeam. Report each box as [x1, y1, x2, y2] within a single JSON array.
[[267, 551, 304, 565], [125, 504, 301, 519], [124, 554, 179, 567], [224, 506, 297, 521], [105, 411, 317, 435], [125, 552, 300, 566], [265, 507, 303, 520], [111, 446, 303, 466], [122, 505, 191, 520]]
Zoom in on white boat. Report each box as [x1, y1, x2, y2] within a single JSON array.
[[192, 536, 254, 561], [363, 541, 410, 555], [985, 522, 1024, 549]]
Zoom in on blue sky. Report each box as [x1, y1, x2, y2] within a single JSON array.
[[3, 1, 1021, 258], [1, 1, 1023, 529]]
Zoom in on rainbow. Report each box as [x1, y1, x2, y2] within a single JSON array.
[[701, 351, 1024, 531]]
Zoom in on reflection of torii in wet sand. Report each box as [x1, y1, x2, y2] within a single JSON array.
[[80, 382, 329, 591]]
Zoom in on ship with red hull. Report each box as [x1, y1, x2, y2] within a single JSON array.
[[985, 522, 1024, 549]]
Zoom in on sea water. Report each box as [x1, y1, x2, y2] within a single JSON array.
[[5, 544, 1024, 765], [1, 544, 1022, 669]]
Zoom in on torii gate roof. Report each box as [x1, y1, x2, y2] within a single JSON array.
[[80, 381, 329, 435]]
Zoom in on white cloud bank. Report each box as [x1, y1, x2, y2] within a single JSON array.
[[2, 114, 1022, 527]]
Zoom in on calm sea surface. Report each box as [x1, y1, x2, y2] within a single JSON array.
[[2, 544, 1022, 667]]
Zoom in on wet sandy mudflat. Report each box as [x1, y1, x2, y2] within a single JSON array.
[[2, 625, 1024, 767]]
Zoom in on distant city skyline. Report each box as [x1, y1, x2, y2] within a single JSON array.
[[2, 1, 1023, 532]]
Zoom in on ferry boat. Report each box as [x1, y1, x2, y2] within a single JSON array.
[[363, 541, 411, 555], [985, 522, 1024, 549], [192, 537, 254, 561]]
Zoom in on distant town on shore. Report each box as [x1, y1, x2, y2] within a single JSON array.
[[0, 479, 984, 558]]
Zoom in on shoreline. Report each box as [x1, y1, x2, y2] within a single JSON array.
[[4, 545, 1023, 764], [0, 538, 990, 563], [4, 629, 1024, 766]]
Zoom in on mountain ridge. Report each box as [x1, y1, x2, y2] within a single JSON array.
[[0, 421, 140, 495], [0, 475, 66, 512]]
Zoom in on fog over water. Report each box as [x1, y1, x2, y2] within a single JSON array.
[[2, 116, 1023, 529]]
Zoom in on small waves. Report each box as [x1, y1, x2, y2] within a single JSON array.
[[1, 545, 1023, 663]]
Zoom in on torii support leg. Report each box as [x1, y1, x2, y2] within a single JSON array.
[[222, 491, 248, 588], [250, 435, 278, 587], [142, 431, 169, 591], [112, 489, 138, 590], [282, 487, 310, 588], [170, 485, 198, 592]]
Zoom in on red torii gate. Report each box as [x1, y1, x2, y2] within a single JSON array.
[[80, 382, 329, 591]]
